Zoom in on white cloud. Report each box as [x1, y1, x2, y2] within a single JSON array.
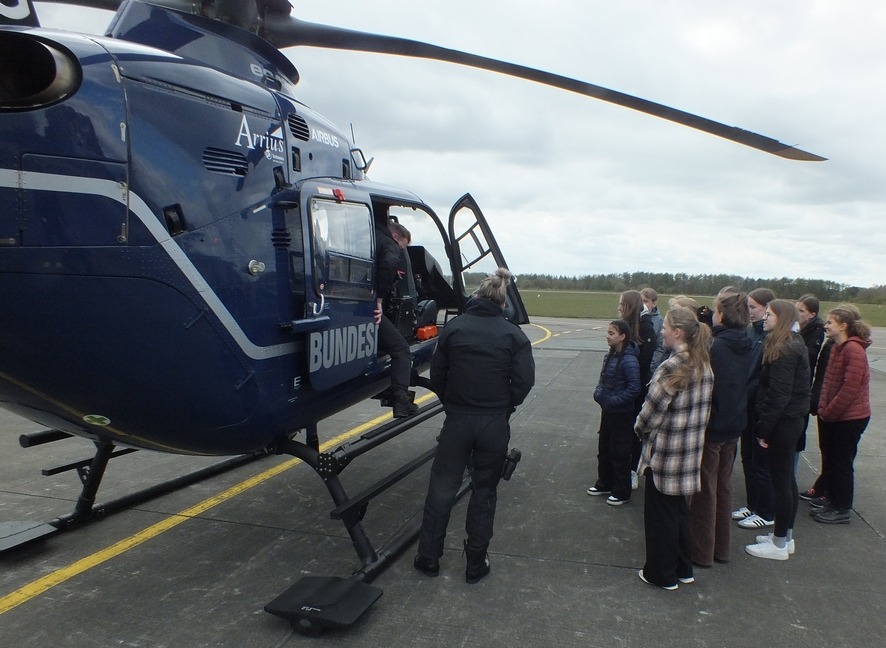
[[32, 0, 886, 288]]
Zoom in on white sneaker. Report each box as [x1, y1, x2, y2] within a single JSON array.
[[755, 533, 795, 555], [631, 470, 639, 491], [737, 514, 775, 529], [745, 541, 789, 561], [731, 507, 752, 520], [606, 495, 627, 506]]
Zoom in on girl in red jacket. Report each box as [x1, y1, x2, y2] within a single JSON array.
[[811, 304, 872, 525]]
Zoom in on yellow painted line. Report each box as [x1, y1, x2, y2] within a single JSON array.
[[0, 393, 438, 616], [529, 323, 552, 346]]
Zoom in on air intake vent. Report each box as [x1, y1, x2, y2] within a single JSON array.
[[202, 148, 248, 176], [288, 113, 310, 141]]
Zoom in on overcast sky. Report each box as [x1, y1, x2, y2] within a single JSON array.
[[35, 1, 885, 288]]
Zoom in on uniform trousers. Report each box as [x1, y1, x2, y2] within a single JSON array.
[[377, 314, 411, 394], [417, 412, 509, 559]]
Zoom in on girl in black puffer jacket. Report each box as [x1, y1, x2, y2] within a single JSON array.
[[588, 320, 641, 505]]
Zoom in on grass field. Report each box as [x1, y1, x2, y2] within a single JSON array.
[[522, 291, 886, 327]]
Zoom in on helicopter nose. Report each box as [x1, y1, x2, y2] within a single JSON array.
[[0, 31, 81, 110]]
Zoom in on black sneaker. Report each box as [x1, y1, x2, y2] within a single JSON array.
[[799, 488, 818, 501], [809, 495, 829, 508], [813, 508, 851, 524], [810, 504, 834, 517]]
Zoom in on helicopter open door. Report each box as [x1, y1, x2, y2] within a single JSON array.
[[448, 194, 529, 325]]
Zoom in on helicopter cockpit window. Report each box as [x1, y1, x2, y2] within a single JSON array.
[[310, 198, 373, 300]]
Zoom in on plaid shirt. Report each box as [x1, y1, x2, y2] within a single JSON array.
[[635, 345, 714, 496]]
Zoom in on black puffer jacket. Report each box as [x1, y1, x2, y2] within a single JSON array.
[[707, 326, 754, 442], [799, 316, 825, 382], [755, 334, 811, 441], [430, 298, 535, 415], [594, 341, 641, 414]]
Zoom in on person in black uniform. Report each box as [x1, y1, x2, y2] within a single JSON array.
[[375, 220, 417, 418], [413, 268, 535, 583]]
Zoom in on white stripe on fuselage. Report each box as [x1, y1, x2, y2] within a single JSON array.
[[0, 168, 296, 360]]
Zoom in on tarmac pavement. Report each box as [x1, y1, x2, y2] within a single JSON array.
[[0, 317, 884, 647]]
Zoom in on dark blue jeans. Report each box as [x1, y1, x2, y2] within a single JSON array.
[[417, 412, 510, 558]]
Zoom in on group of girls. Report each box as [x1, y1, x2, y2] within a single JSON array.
[[590, 289, 874, 589]]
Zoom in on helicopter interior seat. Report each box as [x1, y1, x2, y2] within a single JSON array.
[[407, 246, 457, 317]]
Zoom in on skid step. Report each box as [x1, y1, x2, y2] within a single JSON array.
[[264, 575, 383, 634], [0, 521, 59, 553]]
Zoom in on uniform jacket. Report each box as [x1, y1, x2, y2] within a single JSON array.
[[635, 346, 714, 496], [707, 325, 754, 442], [817, 336, 872, 422], [754, 334, 811, 442], [430, 298, 535, 415], [374, 226, 403, 300], [593, 341, 641, 414]]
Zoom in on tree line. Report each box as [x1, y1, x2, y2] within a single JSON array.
[[503, 272, 886, 304]]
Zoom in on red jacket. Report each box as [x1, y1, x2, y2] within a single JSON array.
[[817, 336, 871, 422]]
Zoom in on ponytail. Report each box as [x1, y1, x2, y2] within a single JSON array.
[[474, 267, 511, 305], [662, 306, 711, 391]]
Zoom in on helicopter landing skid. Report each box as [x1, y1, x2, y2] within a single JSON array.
[[0, 437, 264, 554], [267, 401, 470, 634]]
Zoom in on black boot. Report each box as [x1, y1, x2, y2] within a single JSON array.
[[464, 540, 490, 584], [413, 554, 440, 577], [393, 394, 418, 418]]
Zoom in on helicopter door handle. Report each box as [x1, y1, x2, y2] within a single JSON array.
[[311, 292, 325, 316]]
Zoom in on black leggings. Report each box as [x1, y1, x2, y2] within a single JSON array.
[[765, 417, 804, 538]]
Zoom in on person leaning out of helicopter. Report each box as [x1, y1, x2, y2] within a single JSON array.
[[414, 268, 535, 584], [375, 220, 417, 418]]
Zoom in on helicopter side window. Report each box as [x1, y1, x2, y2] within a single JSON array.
[[310, 198, 373, 300]]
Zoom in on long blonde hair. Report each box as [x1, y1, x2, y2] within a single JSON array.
[[762, 299, 798, 364], [662, 306, 711, 391]]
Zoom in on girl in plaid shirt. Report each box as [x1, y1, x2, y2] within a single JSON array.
[[636, 306, 714, 590]]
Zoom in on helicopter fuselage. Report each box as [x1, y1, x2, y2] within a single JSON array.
[[0, 10, 480, 455]]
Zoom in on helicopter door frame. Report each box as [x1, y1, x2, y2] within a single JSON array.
[[448, 193, 529, 325], [303, 185, 378, 392]]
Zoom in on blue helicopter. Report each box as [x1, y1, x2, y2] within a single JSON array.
[[0, 0, 824, 631]]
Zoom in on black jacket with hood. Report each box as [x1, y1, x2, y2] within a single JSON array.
[[707, 325, 755, 442]]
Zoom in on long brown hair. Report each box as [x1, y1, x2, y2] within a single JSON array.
[[662, 306, 711, 391], [762, 299, 798, 364], [829, 303, 872, 341], [620, 290, 643, 343]]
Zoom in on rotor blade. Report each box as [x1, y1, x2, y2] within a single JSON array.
[[265, 17, 825, 162]]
